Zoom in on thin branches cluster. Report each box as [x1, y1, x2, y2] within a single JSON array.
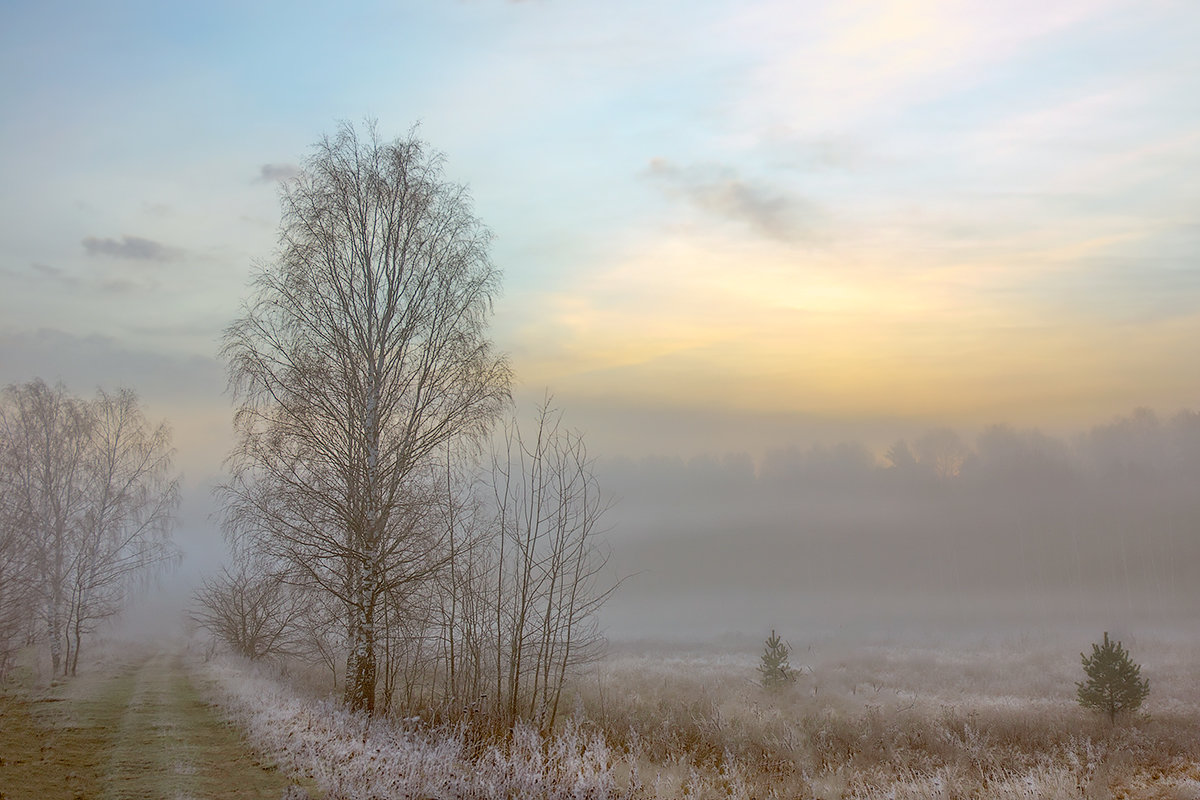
[[201, 122, 614, 728], [0, 380, 179, 678]]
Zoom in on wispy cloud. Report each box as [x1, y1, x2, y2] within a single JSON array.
[[645, 158, 824, 243], [723, 0, 1120, 135], [29, 262, 81, 288], [81, 235, 182, 262], [0, 327, 224, 403], [99, 278, 140, 294], [762, 133, 867, 172], [23, 261, 161, 295], [255, 163, 301, 183]]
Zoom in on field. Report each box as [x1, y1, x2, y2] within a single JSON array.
[[194, 630, 1200, 799]]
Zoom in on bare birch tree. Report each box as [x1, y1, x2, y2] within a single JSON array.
[[488, 401, 614, 732], [66, 388, 178, 674], [431, 455, 494, 715], [365, 404, 615, 731], [0, 380, 178, 675], [424, 402, 614, 734], [221, 122, 510, 713], [0, 468, 35, 679], [0, 380, 92, 675]]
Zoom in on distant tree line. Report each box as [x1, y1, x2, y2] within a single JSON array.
[[0, 380, 179, 679], [610, 409, 1200, 492], [603, 409, 1200, 617]]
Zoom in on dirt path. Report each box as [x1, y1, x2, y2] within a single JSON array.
[[0, 648, 312, 800]]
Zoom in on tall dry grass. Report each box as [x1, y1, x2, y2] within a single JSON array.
[[199, 632, 1200, 798], [571, 634, 1200, 798]]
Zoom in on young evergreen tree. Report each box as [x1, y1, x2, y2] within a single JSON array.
[[1077, 632, 1149, 724], [758, 629, 796, 691]]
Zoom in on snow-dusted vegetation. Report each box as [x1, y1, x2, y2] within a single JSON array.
[[196, 633, 1200, 799], [198, 653, 634, 800]]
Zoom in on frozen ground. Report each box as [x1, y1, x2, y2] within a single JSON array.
[[193, 631, 1200, 799]]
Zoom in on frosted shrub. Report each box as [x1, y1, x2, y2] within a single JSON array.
[[195, 654, 634, 800]]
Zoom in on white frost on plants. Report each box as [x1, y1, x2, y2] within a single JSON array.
[[195, 655, 633, 799]]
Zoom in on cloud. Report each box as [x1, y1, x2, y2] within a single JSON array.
[[645, 158, 824, 243], [762, 133, 867, 172], [99, 278, 140, 294], [0, 327, 219, 389], [81, 235, 182, 262], [29, 262, 81, 288], [723, 0, 1120, 136], [255, 163, 301, 183], [22, 261, 160, 294]]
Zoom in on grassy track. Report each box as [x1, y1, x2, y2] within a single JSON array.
[[0, 648, 312, 800]]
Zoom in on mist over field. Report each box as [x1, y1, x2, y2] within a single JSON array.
[[32, 399, 1200, 649], [91, 401, 1200, 647], [595, 409, 1200, 639]]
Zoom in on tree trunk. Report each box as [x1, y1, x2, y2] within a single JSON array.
[[343, 377, 382, 716], [70, 605, 83, 677], [49, 610, 62, 675], [344, 601, 377, 714]]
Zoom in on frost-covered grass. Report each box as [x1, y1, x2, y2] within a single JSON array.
[[194, 634, 1200, 799], [580, 635, 1200, 799], [196, 653, 638, 799]]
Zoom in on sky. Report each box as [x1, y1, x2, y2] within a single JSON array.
[[2, 0, 1199, 636]]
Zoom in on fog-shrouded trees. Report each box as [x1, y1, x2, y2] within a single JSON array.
[[221, 122, 510, 713], [191, 556, 308, 662], [0, 381, 90, 676], [0, 477, 35, 679], [214, 122, 618, 724], [336, 401, 614, 728], [414, 402, 614, 732], [0, 380, 179, 676], [66, 388, 179, 674], [488, 403, 613, 731]]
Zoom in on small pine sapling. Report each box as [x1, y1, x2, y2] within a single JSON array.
[[758, 629, 797, 691], [1077, 631, 1150, 724]]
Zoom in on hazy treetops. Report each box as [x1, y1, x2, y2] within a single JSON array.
[[600, 408, 1200, 635]]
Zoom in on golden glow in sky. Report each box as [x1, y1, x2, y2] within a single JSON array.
[[0, 0, 1197, 453], [513, 226, 1200, 423]]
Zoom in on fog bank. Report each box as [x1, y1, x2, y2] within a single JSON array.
[[599, 408, 1200, 639]]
